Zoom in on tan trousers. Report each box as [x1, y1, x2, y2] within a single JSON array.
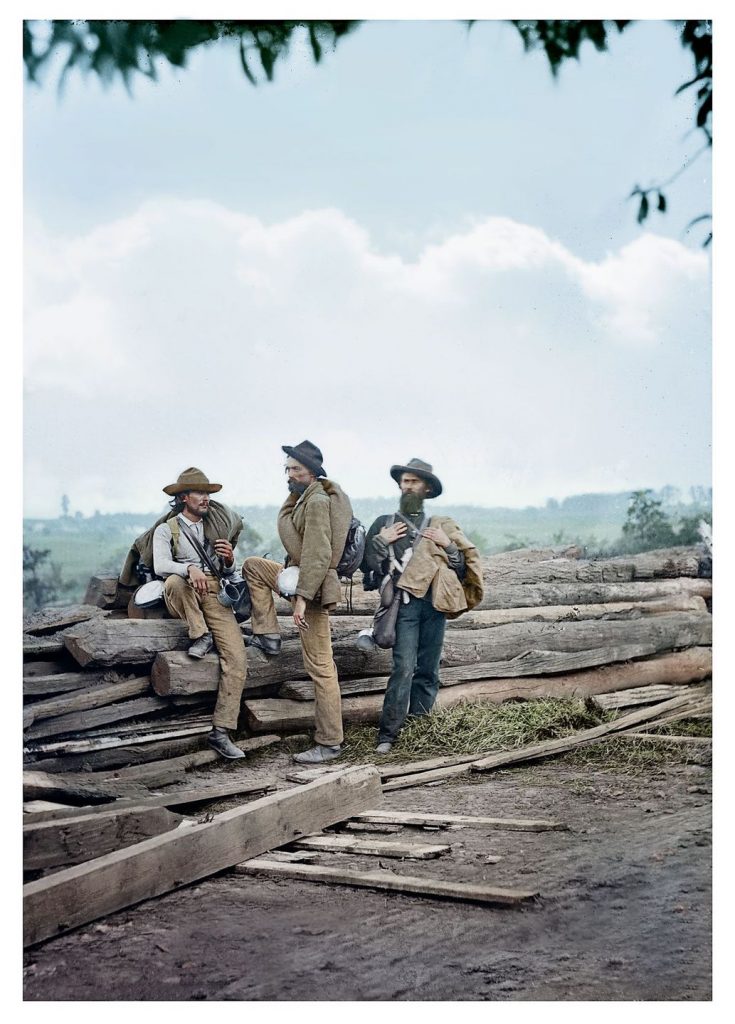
[[163, 574, 247, 731], [243, 556, 343, 746]]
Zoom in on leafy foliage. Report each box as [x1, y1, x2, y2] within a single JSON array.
[[23, 545, 75, 611], [618, 489, 711, 554], [23, 20, 360, 92]]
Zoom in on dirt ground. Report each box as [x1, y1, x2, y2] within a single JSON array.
[[23, 745, 712, 1002]]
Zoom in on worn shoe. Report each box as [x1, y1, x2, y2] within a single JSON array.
[[355, 629, 376, 652], [292, 744, 342, 764], [375, 741, 393, 755], [245, 633, 282, 657], [188, 632, 214, 659], [207, 728, 246, 760]]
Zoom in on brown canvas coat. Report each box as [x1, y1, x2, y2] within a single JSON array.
[[119, 500, 243, 587], [396, 515, 484, 618], [278, 478, 353, 609]]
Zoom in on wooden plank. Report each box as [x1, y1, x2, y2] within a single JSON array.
[[24, 807, 184, 871], [23, 672, 107, 698], [292, 834, 451, 859], [22, 773, 279, 823], [24, 604, 109, 637], [235, 860, 537, 906], [24, 695, 171, 740], [25, 723, 213, 756], [24, 676, 152, 725], [24, 635, 67, 657], [63, 619, 192, 667], [350, 811, 567, 831], [616, 732, 712, 745], [24, 765, 383, 947]]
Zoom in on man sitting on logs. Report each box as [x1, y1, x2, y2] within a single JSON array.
[[243, 441, 353, 765], [151, 467, 248, 761], [362, 458, 484, 753]]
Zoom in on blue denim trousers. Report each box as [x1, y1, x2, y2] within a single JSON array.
[[378, 594, 447, 743]]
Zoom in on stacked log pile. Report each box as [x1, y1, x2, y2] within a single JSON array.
[[23, 545, 711, 769]]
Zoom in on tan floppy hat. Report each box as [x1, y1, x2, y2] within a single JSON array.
[[162, 467, 222, 496]]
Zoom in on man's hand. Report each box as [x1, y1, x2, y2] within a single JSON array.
[[379, 521, 408, 545], [213, 539, 234, 566], [292, 595, 309, 631], [423, 526, 451, 549], [187, 565, 209, 595]]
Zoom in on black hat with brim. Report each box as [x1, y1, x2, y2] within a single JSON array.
[[390, 458, 443, 498], [282, 440, 327, 478]]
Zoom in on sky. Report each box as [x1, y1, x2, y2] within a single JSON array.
[[23, 16, 712, 517]]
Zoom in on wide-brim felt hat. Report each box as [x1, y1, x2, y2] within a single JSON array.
[[282, 440, 327, 478], [163, 467, 222, 496], [390, 457, 443, 498]]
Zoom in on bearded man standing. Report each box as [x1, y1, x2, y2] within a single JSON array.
[[243, 441, 353, 765], [363, 458, 484, 753], [151, 467, 247, 761]]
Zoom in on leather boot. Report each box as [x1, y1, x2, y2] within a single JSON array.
[[207, 727, 246, 760], [188, 632, 214, 659], [245, 633, 282, 657]]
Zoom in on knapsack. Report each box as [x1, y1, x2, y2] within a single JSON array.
[[336, 516, 366, 579]]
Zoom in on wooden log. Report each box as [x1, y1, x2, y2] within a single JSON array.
[[451, 595, 707, 628], [292, 834, 451, 859], [591, 683, 709, 711], [153, 610, 711, 697], [24, 635, 68, 657], [23, 660, 69, 677], [236, 860, 537, 906], [24, 676, 152, 725], [24, 695, 171, 741], [23, 672, 107, 698], [480, 547, 702, 587], [23, 765, 383, 946], [245, 648, 713, 732], [639, 700, 712, 728], [63, 619, 192, 668], [474, 577, 711, 611], [84, 574, 135, 610], [23, 604, 109, 637], [152, 639, 394, 695], [350, 811, 566, 831], [24, 807, 184, 871], [279, 643, 659, 700]]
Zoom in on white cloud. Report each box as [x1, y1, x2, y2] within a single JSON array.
[[23, 200, 710, 515]]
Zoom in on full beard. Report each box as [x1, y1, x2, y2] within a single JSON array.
[[288, 480, 308, 496], [399, 492, 424, 516]]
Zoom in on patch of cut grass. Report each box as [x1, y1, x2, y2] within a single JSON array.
[[341, 697, 612, 763]]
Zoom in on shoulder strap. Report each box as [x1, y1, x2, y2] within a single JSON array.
[[177, 517, 223, 580]]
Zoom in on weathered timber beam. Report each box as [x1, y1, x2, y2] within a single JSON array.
[[24, 676, 152, 726], [292, 834, 451, 859], [24, 806, 184, 871], [235, 860, 537, 906], [350, 811, 566, 831], [24, 765, 383, 947]]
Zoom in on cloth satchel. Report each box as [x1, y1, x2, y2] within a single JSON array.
[[177, 519, 252, 622], [370, 513, 428, 649]]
